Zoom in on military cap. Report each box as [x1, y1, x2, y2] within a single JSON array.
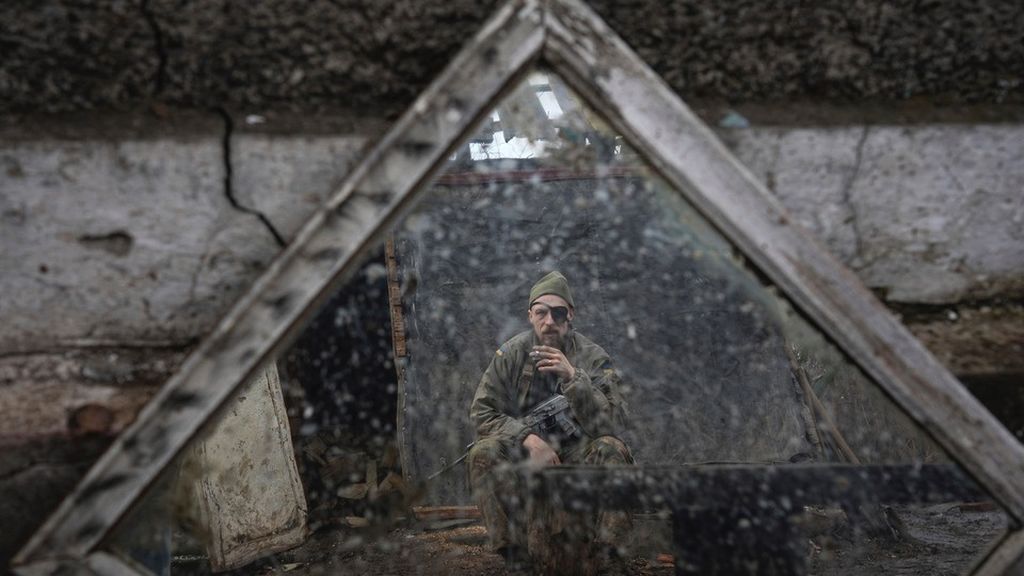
[[529, 271, 575, 309]]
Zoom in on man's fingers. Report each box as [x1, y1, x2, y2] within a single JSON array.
[[526, 444, 559, 465]]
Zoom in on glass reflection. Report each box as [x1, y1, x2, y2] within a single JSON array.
[[102, 69, 1007, 576]]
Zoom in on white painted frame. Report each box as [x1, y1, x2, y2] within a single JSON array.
[[14, 0, 1024, 573]]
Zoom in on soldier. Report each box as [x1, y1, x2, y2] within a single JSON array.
[[468, 271, 634, 574]]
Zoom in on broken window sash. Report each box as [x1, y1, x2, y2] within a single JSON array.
[[99, 65, 1010, 576], [14, 0, 1024, 574]]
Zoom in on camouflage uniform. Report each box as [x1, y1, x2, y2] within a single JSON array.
[[468, 328, 634, 554]]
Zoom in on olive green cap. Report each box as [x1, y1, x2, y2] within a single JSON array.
[[529, 271, 575, 309]]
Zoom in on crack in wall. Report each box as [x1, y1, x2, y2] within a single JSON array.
[[840, 126, 870, 269], [140, 0, 168, 96], [216, 108, 287, 247]]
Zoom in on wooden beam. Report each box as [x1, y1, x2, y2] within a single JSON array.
[[411, 506, 482, 521], [13, 0, 545, 569], [545, 0, 1024, 525]]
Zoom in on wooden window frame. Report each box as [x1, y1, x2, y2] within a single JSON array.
[[14, 0, 1024, 573]]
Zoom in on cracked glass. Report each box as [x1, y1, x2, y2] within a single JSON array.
[[102, 68, 1009, 576]]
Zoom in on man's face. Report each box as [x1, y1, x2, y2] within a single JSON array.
[[528, 294, 575, 348]]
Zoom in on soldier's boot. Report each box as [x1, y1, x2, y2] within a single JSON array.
[[584, 435, 636, 574]]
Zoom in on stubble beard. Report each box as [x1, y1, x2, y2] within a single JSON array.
[[540, 331, 564, 349]]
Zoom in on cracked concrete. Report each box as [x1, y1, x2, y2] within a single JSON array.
[[218, 109, 287, 246], [839, 127, 870, 268], [724, 123, 1024, 304], [2, 114, 1019, 355], [850, 125, 1024, 303], [724, 127, 866, 265], [231, 114, 376, 242], [0, 111, 281, 352]]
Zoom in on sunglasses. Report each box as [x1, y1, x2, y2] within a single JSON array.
[[531, 304, 570, 324]]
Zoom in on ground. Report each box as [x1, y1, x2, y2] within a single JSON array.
[[173, 503, 1006, 576]]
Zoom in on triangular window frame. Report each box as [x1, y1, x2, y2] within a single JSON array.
[[15, 0, 1024, 573]]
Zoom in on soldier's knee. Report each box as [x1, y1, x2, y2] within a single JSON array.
[[586, 435, 633, 465], [468, 437, 510, 482]]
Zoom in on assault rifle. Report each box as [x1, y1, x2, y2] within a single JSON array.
[[520, 393, 583, 444], [425, 394, 582, 481]]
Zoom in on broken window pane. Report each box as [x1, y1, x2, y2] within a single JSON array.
[[102, 68, 1009, 576]]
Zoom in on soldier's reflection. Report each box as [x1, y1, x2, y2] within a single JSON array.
[[468, 271, 634, 573]]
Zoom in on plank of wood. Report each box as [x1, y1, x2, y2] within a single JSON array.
[[786, 346, 861, 465], [411, 506, 481, 521], [385, 238, 408, 359], [547, 0, 1024, 523], [12, 0, 544, 568]]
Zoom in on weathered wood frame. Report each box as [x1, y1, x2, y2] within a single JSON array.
[[13, 0, 1024, 573]]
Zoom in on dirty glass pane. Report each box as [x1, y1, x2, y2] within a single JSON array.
[[102, 68, 1008, 575]]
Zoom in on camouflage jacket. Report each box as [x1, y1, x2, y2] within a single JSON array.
[[469, 329, 629, 446]]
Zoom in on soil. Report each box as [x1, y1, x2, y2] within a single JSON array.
[[193, 522, 668, 576]]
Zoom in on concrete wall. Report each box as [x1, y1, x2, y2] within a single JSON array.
[[2, 0, 1022, 566]]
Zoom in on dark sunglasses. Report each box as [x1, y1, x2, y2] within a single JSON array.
[[532, 304, 570, 324]]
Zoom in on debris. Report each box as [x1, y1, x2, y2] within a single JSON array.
[[787, 346, 860, 464], [172, 554, 209, 563], [337, 483, 368, 500], [367, 460, 379, 500], [302, 435, 329, 466], [381, 441, 400, 469], [793, 506, 847, 536], [412, 506, 481, 521], [345, 516, 370, 528], [445, 524, 488, 543], [321, 450, 366, 484], [957, 501, 998, 513], [718, 110, 750, 129], [420, 518, 480, 532], [378, 471, 409, 497]]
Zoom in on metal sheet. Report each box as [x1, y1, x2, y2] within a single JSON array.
[[179, 363, 307, 571]]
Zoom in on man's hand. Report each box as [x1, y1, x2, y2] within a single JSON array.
[[522, 433, 561, 467], [532, 345, 576, 381]]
